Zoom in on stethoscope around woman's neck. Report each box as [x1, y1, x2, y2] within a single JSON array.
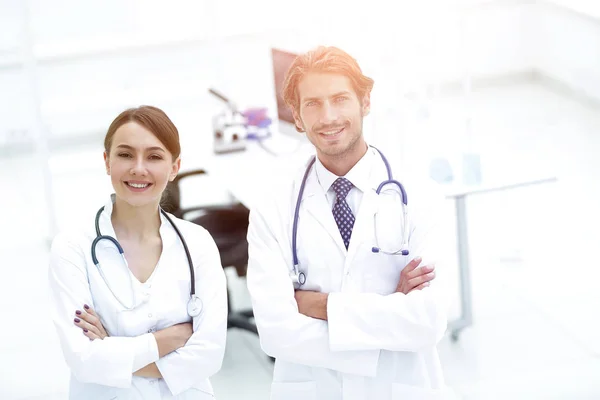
[[289, 145, 410, 287], [90, 205, 203, 317]]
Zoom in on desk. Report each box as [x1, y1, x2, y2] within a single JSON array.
[[190, 135, 558, 342], [444, 176, 558, 341]]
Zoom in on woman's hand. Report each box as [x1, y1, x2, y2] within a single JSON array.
[[73, 304, 109, 341], [153, 323, 193, 357]]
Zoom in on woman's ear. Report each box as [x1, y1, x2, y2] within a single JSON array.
[[169, 157, 181, 181], [103, 151, 110, 175]]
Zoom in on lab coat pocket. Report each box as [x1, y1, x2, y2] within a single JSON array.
[[392, 383, 454, 400], [178, 388, 214, 399], [270, 381, 317, 400], [180, 379, 215, 399], [70, 384, 119, 400]]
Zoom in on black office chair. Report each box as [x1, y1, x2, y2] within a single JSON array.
[[162, 169, 257, 335]]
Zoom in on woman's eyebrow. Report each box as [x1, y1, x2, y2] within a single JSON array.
[[115, 144, 165, 152]]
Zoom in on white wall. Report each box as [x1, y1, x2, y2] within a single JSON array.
[[534, 1, 600, 103], [2, 0, 600, 157]]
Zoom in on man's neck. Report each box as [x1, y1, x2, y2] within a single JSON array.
[[319, 140, 368, 177]]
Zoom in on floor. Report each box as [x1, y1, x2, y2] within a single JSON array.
[[1, 81, 599, 399]]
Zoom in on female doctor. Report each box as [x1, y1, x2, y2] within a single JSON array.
[[48, 106, 227, 399]]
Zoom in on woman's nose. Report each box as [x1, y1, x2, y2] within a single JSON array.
[[130, 158, 147, 175]]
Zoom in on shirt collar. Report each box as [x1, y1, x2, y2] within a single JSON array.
[[314, 145, 374, 194]]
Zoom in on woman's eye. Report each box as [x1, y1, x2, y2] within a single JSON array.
[[118, 153, 132, 158], [149, 155, 163, 160]]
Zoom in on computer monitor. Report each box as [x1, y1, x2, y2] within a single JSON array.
[[271, 48, 301, 138]]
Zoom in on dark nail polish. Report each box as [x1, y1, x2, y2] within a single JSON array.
[[74, 318, 80, 323], [84, 304, 90, 310], [83, 329, 88, 333], [75, 310, 82, 315]]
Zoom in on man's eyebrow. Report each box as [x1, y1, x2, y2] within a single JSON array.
[[302, 91, 352, 102]]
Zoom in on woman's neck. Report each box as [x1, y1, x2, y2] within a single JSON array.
[[111, 197, 161, 241]]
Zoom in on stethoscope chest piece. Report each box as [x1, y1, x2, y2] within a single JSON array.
[[187, 294, 203, 317], [290, 270, 306, 287]]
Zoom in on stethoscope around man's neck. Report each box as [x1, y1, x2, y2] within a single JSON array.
[[290, 145, 410, 287]]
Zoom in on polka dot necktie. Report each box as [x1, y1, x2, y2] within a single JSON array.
[[331, 177, 355, 250]]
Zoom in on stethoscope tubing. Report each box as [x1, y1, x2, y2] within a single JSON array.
[[92, 205, 197, 310], [291, 146, 409, 285]]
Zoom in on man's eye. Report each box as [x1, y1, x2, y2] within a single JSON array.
[[118, 153, 132, 158], [335, 96, 348, 103]]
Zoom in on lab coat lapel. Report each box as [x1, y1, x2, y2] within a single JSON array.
[[345, 188, 378, 266], [301, 170, 347, 255], [345, 153, 387, 267]]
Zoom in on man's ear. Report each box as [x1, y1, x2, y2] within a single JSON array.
[[292, 109, 305, 133], [361, 93, 371, 117], [103, 151, 110, 175]]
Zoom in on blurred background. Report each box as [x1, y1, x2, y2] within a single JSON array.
[[1, 0, 599, 398]]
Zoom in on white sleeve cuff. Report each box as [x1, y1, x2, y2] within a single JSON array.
[[131, 333, 160, 372]]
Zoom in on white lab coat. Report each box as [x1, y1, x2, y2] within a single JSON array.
[[48, 195, 227, 399], [247, 147, 456, 400]]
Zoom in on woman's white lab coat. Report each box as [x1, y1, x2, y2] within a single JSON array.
[[48, 196, 227, 399], [246, 148, 456, 400]]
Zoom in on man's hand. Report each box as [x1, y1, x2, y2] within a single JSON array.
[[74, 304, 108, 340], [294, 290, 328, 321], [396, 257, 436, 294]]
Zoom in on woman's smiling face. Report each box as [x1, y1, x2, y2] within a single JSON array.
[[104, 122, 180, 208]]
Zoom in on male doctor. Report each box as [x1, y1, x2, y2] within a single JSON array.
[[246, 46, 453, 400]]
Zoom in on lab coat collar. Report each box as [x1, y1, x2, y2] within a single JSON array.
[[313, 144, 374, 195], [299, 146, 380, 256], [300, 168, 348, 254]]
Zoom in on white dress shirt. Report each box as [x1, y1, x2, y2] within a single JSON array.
[[48, 195, 227, 399], [314, 146, 375, 216]]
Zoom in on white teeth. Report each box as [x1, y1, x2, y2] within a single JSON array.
[[127, 182, 149, 188], [321, 128, 343, 135]]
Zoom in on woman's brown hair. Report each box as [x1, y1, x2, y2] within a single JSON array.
[[104, 105, 181, 159]]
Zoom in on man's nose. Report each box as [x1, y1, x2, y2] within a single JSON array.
[[319, 102, 340, 125]]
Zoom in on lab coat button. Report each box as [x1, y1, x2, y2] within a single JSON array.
[[148, 313, 152, 318]]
